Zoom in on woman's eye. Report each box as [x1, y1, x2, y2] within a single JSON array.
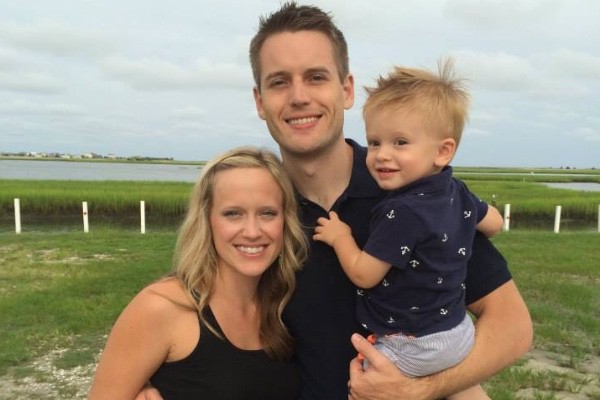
[[261, 209, 279, 218]]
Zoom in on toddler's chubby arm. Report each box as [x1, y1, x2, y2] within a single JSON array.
[[314, 211, 391, 288], [477, 205, 504, 238]]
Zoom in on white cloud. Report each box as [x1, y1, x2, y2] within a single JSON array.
[[168, 106, 208, 120], [100, 56, 251, 91], [539, 49, 600, 80], [0, 21, 114, 58], [0, 71, 64, 93], [0, 100, 84, 115], [452, 51, 537, 91], [444, 0, 561, 29], [571, 127, 600, 142]]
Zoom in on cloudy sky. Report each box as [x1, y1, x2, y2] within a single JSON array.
[[1, 0, 599, 168]]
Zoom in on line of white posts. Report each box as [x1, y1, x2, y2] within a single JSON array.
[[12, 198, 147, 234], [10, 198, 600, 234], [502, 204, 600, 233]]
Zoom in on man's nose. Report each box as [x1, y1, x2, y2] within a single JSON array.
[[289, 81, 310, 106]]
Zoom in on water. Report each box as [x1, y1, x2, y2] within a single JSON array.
[[0, 160, 201, 182], [544, 182, 600, 192]]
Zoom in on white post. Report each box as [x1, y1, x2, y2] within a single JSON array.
[[14, 198, 21, 234], [82, 201, 89, 233], [503, 204, 511, 232], [140, 200, 146, 234], [554, 205, 561, 233]]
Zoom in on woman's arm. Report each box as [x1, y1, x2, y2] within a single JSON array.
[[88, 285, 176, 400]]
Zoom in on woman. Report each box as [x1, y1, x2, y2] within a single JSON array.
[[89, 147, 308, 399]]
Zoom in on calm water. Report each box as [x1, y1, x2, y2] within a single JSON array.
[[544, 182, 600, 192], [0, 160, 201, 182]]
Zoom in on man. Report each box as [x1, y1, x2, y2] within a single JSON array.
[[249, 2, 531, 399], [137, 2, 532, 399]]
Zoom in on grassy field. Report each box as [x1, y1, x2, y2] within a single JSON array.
[[0, 229, 598, 399]]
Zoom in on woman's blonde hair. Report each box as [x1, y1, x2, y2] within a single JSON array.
[[173, 146, 307, 360]]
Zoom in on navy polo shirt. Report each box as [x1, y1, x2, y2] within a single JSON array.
[[283, 139, 512, 400], [360, 167, 488, 337]]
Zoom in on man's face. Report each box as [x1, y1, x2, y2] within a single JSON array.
[[253, 31, 354, 158]]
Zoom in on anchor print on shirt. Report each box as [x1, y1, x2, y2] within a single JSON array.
[[442, 233, 448, 242], [463, 210, 472, 219], [409, 259, 420, 268], [457, 247, 467, 256], [382, 279, 390, 287], [386, 209, 395, 219], [440, 308, 449, 315], [400, 245, 411, 255], [387, 316, 396, 324]]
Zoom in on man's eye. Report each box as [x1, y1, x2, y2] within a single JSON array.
[[269, 79, 286, 88], [310, 74, 327, 83]]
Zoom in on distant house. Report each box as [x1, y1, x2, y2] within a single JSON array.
[[82, 153, 94, 159]]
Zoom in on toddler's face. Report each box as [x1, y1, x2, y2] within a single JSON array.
[[365, 107, 444, 191]]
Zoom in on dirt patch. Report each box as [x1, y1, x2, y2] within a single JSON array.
[[0, 348, 96, 400], [514, 349, 600, 399]]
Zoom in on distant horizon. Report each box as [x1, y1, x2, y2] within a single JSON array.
[[1, 153, 597, 171]]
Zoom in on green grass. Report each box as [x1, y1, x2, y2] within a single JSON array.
[[3, 171, 600, 225], [0, 179, 193, 217], [0, 229, 176, 377], [0, 229, 599, 398]]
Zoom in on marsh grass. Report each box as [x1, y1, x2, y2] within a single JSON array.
[[0, 180, 193, 217], [3, 174, 600, 229]]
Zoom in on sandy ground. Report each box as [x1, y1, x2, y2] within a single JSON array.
[[0, 348, 598, 399]]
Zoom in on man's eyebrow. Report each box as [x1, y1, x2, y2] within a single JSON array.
[[305, 67, 332, 76]]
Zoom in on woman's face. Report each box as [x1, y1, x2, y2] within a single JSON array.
[[210, 167, 284, 280]]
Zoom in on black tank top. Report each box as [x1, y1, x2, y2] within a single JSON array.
[[150, 307, 300, 399]]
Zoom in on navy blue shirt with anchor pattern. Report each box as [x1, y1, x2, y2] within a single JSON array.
[[360, 166, 489, 337]]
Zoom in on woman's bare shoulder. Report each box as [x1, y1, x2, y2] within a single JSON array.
[[132, 277, 196, 317]]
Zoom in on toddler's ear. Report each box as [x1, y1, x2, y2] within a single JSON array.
[[435, 138, 457, 167]]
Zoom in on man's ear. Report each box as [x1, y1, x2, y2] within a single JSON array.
[[342, 73, 355, 110], [435, 138, 457, 167], [253, 86, 266, 120]]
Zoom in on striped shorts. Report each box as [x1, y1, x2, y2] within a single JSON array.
[[368, 314, 475, 377]]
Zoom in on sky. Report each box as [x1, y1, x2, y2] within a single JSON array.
[[1, 0, 599, 168]]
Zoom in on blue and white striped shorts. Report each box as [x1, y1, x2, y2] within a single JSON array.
[[368, 314, 475, 377]]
